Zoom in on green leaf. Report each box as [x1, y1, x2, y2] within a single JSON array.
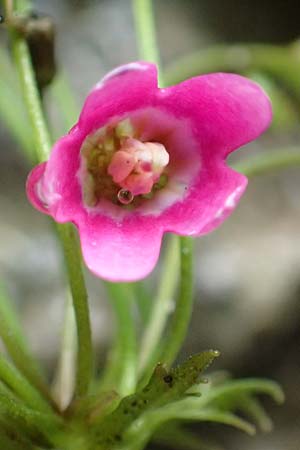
[[121, 376, 282, 450], [237, 395, 273, 433], [183, 408, 256, 435], [154, 424, 224, 450], [195, 378, 285, 408], [122, 403, 255, 450], [87, 351, 219, 449]]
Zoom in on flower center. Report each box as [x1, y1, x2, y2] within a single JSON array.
[[80, 119, 169, 207]]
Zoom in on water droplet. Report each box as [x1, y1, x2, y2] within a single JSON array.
[[117, 189, 134, 205], [200, 377, 209, 384]]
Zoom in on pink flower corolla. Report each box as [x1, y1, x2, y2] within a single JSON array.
[[27, 62, 272, 282]]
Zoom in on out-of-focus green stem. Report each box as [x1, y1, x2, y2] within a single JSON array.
[[0, 62, 34, 159], [138, 236, 180, 382], [0, 283, 51, 404], [164, 42, 300, 97], [52, 292, 76, 410], [131, 281, 153, 324], [233, 147, 300, 177], [7, 6, 93, 398], [56, 225, 93, 398], [132, 0, 162, 84], [50, 74, 80, 132], [11, 36, 51, 161], [160, 237, 194, 368], [165, 44, 300, 176], [132, 0, 195, 372], [100, 283, 137, 397], [0, 355, 52, 414]]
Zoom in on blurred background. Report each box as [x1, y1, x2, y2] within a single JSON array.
[[1, 1, 300, 449]]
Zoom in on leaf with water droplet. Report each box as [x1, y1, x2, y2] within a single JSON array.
[[88, 350, 219, 448]]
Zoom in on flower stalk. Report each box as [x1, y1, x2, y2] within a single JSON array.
[[102, 283, 137, 397], [160, 237, 194, 367], [132, 0, 196, 371], [132, 0, 162, 84], [5, 0, 93, 399]]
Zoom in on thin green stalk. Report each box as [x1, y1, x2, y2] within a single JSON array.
[[233, 147, 300, 177], [0, 74, 34, 159], [164, 43, 300, 97], [11, 35, 51, 161], [132, 0, 195, 371], [50, 73, 80, 133], [160, 237, 194, 367], [0, 354, 52, 414], [52, 292, 76, 410], [132, 0, 162, 84], [57, 224, 93, 398], [138, 236, 180, 381], [131, 281, 153, 324], [100, 283, 137, 397], [0, 283, 51, 404], [6, 4, 93, 398]]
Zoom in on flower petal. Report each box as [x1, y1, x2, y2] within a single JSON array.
[[26, 162, 50, 214], [79, 62, 158, 133], [159, 73, 272, 157], [77, 214, 163, 282], [27, 130, 86, 222], [160, 164, 247, 236]]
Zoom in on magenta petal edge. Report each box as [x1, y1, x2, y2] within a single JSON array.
[[26, 61, 272, 282]]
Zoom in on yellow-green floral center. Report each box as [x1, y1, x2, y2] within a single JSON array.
[[80, 119, 169, 207]]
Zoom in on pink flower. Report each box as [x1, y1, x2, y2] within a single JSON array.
[[27, 62, 272, 282]]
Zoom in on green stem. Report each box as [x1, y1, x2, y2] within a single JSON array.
[[0, 46, 34, 159], [132, 0, 195, 371], [132, 0, 162, 84], [52, 292, 76, 410], [0, 355, 52, 414], [138, 236, 180, 382], [57, 224, 93, 398], [49, 73, 80, 134], [7, 7, 93, 398], [164, 42, 300, 97], [232, 147, 300, 177], [11, 36, 51, 161], [100, 283, 137, 397], [160, 237, 194, 367], [131, 281, 153, 324], [0, 283, 51, 404], [0, 389, 62, 443]]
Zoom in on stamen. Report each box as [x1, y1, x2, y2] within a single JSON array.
[[80, 118, 170, 208], [117, 189, 134, 205]]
